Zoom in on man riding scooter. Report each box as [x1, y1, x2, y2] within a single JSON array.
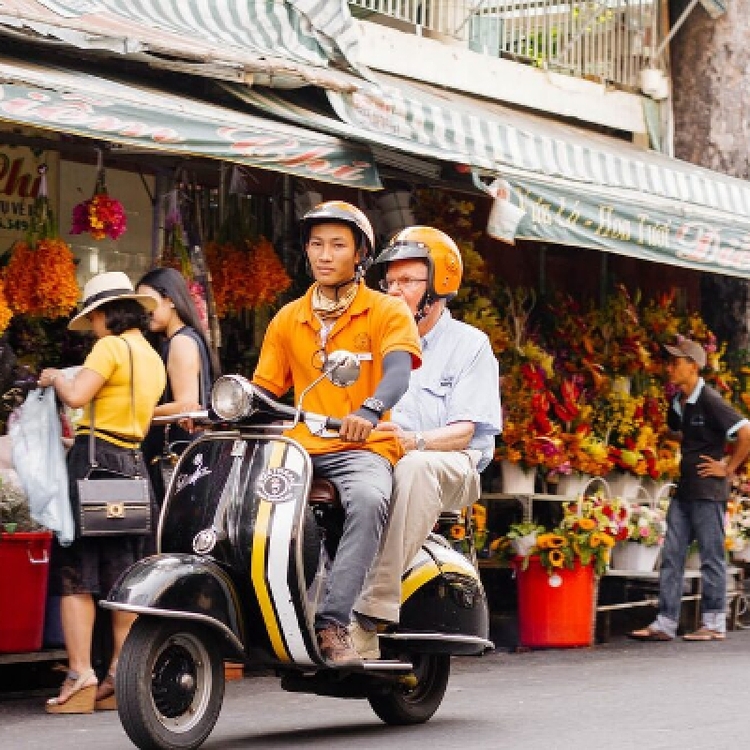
[[251, 201, 422, 666], [352, 225, 502, 658]]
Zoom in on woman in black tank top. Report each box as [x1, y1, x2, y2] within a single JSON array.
[[136, 267, 220, 503]]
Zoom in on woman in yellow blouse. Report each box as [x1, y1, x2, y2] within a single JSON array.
[[37, 271, 166, 714]]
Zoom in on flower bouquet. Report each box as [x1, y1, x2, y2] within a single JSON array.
[[727, 498, 750, 562], [609, 498, 667, 571], [495, 493, 623, 577]]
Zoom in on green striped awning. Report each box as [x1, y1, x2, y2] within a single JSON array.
[[0, 57, 380, 189], [233, 75, 750, 278], [0, 0, 365, 87]]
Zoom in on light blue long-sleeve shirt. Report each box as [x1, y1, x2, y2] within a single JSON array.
[[390, 310, 502, 471]]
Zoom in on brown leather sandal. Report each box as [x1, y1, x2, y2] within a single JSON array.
[[627, 626, 673, 642], [94, 673, 117, 711], [683, 627, 726, 641]]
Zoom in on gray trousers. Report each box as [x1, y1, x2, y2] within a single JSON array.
[[655, 496, 727, 635], [311, 450, 392, 629]]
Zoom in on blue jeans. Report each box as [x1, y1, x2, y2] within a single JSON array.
[[311, 450, 392, 629], [658, 497, 727, 629]]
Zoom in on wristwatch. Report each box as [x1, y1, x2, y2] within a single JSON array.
[[362, 397, 386, 417], [414, 432, 427, 451]]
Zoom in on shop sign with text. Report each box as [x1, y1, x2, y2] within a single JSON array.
[[507, 176, 750, 278], [0, 135, 60, 253]]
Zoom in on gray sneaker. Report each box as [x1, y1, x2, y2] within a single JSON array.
[[350, 621, 380, 659]]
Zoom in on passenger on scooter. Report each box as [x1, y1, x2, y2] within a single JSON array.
[[252, 201, 422, 666], [351, 226, 502, 659]]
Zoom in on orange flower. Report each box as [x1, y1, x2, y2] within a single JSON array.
[[578, 518, 596, 531], [206, 237, 291, 316], [4, 238, 79, 318], [0, 277, 12, 334]]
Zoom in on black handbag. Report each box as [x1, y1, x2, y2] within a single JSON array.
[[77, 338, 152, 537]]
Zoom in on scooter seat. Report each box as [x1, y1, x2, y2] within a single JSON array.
[[309, 478, 341, 509]]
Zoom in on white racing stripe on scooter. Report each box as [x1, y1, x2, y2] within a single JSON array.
[[265, 444, 315, 665]]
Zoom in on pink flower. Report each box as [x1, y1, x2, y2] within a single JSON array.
[[188, 280, 209, 333]]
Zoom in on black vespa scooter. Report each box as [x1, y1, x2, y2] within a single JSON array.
[[103, 351, 492, 750]]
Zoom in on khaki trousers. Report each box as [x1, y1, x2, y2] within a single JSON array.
[[355, 449, 481, 624]]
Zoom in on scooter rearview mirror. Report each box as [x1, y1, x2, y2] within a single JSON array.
[[324, 350, 361, 387]]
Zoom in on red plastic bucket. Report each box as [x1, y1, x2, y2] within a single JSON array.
[[0, 531, 53, 653], [513, 555, 595, 648]]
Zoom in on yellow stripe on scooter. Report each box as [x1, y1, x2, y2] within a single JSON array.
[[251, 441, 290, 662], [401, 562, 475, 604]]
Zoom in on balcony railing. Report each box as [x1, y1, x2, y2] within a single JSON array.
[[349, 0, 663, 89]]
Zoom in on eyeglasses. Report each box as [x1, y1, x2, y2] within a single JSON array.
[[379, 277, 428, 292]]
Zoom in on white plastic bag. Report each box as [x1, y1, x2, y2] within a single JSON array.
[[473, 175, 527, 243], [8, 387, 75, 545]]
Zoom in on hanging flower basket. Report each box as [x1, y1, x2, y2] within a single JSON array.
[[70, 166, 127, 240], [3, 165, 79, 320]]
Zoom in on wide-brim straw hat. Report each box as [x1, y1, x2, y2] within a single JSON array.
[[68, 271, 157, 331]]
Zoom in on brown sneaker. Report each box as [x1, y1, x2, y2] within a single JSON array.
[[316, 623, 364, 667]]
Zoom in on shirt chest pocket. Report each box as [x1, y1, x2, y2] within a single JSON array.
[[418, 374, 452, 422]]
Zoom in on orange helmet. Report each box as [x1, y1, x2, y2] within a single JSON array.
[[300, 200, 376, 262], [374, 226, 463, 299]]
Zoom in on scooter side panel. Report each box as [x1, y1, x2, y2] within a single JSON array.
[[398, 542, 490, 650]]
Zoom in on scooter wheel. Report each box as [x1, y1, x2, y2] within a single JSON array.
[[368, 653, 450, 725], [116, 618, 225, 750]]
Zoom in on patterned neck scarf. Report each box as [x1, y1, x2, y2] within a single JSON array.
[[311, 280, 359, 323]]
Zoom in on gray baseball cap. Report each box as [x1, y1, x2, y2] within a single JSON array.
[[663, 338, 707, 369]]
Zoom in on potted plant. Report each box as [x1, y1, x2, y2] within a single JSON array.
[[0, 473, 39, 534], [493, 492, 623, 647], [727, 498, 750, 563], [0, 474, 53, 653], [610, 502, 667, 571]]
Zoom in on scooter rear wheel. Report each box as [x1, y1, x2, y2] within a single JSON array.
[[368, 653, 450, 725], [116, 618, 225, 750]]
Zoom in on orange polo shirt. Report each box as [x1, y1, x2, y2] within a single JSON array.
[[253, 282, 421, 465]]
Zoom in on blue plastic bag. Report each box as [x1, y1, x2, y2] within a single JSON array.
[[9, 387, 75, 546]]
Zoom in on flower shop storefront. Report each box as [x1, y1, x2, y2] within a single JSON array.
[[240, 70, 750, 643], [4, 45, 750, 654]]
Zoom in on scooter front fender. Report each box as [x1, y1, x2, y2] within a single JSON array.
[[102, 553, 245, 658]]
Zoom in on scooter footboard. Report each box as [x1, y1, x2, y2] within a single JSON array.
[[102, 553, 245, 658]]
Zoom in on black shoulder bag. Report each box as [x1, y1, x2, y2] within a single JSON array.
[[77, 338, 152, 536]]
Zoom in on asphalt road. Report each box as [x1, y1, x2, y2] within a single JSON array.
[[2, 630, 749, 750]]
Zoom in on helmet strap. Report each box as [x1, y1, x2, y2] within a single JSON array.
[[330, 275, 358, 300], [414, 293, 435, 324]]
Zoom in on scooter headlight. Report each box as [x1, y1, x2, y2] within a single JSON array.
[[211, 375, 257, 421]]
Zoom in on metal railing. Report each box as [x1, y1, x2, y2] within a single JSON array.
[[349, 0, 664, 89]]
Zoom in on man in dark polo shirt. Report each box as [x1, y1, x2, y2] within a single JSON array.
[[630, 337, 750, 642]]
